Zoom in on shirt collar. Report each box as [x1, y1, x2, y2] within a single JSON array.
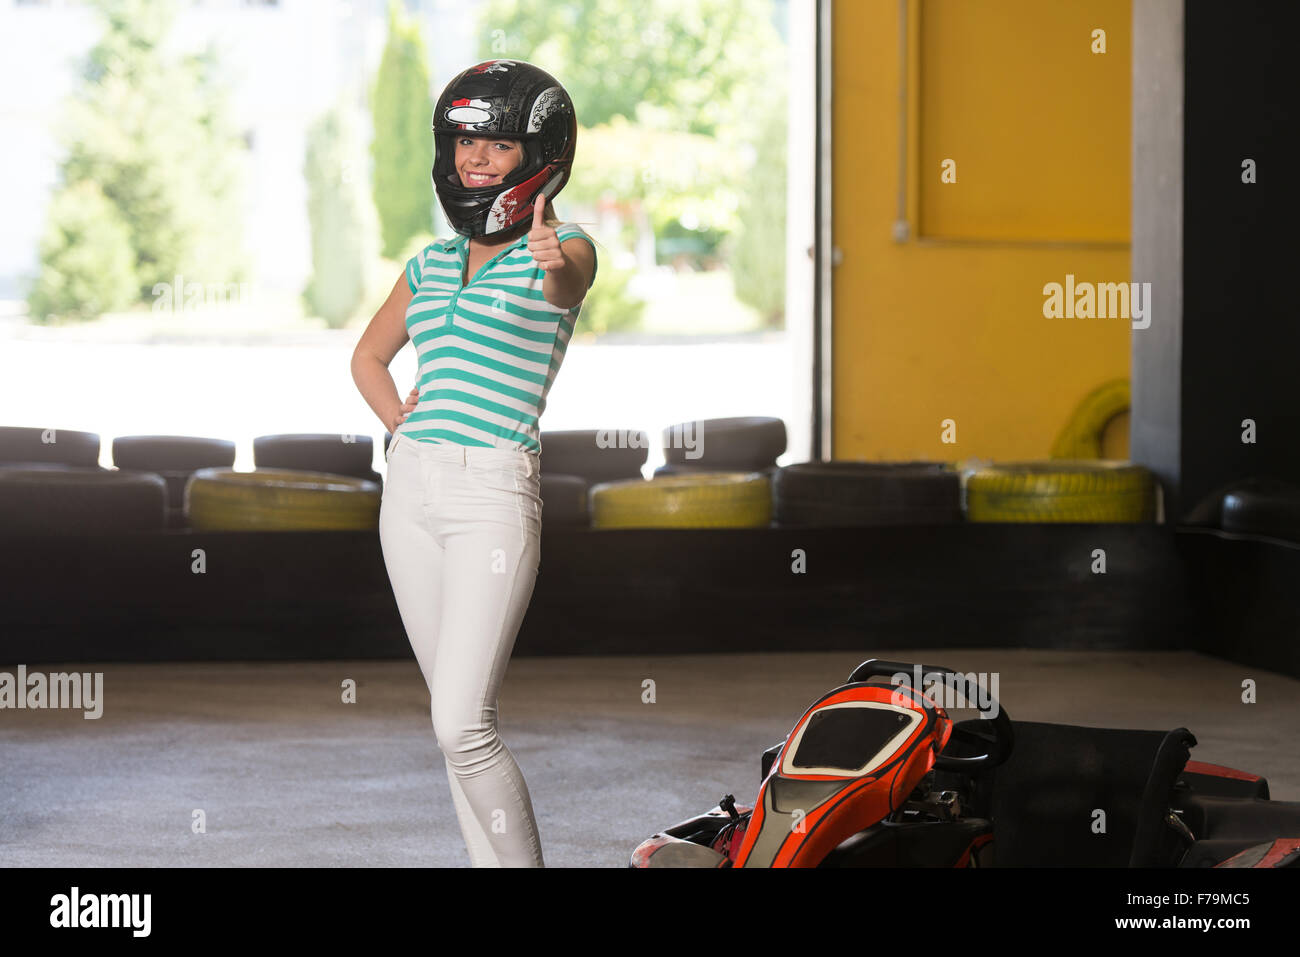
[[439, 231, 531, 254]]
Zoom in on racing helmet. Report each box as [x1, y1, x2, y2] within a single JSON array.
[[432, 59, 577, 238]]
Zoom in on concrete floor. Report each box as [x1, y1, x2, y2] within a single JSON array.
[[2, 649, 1297, 867]]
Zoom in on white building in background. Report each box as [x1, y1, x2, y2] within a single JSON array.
[[0, 0, 493, 302]]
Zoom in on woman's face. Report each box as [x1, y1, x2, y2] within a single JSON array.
[[456, 136, 522, 189]]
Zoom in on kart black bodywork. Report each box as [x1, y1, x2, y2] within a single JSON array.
[[629, 659, 1300, 868]]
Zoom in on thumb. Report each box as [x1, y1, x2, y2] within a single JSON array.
[[533, 192, 547, 228]]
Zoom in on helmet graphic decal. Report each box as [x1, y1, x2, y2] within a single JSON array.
[[527, 86, 565, 133], [469, 60, 516, 75], [445, 98, 496, 128], [487, 168, 550, 232]]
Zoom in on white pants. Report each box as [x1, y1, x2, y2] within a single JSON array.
[[378, 431, 545, 867]]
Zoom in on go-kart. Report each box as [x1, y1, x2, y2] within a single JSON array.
[[629, 659, 1300, 868]]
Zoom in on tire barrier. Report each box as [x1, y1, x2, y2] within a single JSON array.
[[652, 461, 779, 481], [590, 472, 772, 529], [186, 468, 381, 531], [964, 461, 1157, 522], [1051, 379, 1130, 459], [538, 429, 649, 484], [0, 425, 101, 467], [661, 416, 787, 471], [772, 461, 962, 526], [0, 466, 167, 536], [1220, 478, 1300, 544], [253, 434, 380, 483], [112, 435, 237, 530], [539, 473, 590, 528]]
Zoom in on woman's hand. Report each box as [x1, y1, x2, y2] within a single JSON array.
[[392, 386, 419, 432], [527, 194, 565, 271]]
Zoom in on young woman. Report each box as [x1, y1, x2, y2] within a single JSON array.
[[350, 60, 597, 867]]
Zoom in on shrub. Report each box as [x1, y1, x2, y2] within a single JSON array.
[[574, 264, 645, 337], [27, 180, 137, 323], [303, 101, 380, 328]]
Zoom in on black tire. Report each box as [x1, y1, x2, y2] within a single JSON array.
[[1220, 478, 1300, 543], [538, 429, 648, 483], [773, 461, 962, 526], [0, 426, 101, 467], [112, 435, 237, 512], [0, 466, 167, 536], [254, 433, 379, 482], [662, 416, 786, 470], [539, 473, 589, 527]]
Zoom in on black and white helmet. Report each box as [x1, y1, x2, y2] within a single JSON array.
[[432, 59, 577, 238]]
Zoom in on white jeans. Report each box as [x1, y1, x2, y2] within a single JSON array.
[[378, 431, 544, 867]]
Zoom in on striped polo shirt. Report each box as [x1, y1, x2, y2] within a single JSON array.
[[395, 223, 598, 453]]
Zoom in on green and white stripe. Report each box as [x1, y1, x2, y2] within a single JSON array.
[[397, 224, 598, 453]]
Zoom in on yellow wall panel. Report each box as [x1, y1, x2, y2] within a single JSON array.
[[918, 0, 1131, 241], [833, 0, 1132, 462]]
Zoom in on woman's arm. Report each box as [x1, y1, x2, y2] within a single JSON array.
[[350, 272, 415, 433], [542, 238, 596, 311], [528, 196, 596, 310]]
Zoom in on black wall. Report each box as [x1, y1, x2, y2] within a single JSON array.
[[1180, 2, 1300, 516]]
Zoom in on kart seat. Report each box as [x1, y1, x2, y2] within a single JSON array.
[[979, 720, 1195, 867], [1176, 794, 1300, 840]]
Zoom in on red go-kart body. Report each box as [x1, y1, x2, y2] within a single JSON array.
[[630, 659, 1300, 868]]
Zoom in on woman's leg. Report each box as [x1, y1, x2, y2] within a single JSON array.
[[378, 439, 446, 701], [381, 439, 497, 862], [428, 456, 544, 868]]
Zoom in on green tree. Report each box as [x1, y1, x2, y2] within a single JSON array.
[[304, 99, 380, 328], [43, 0, 247, 310], [477, 0, 781, 137], [27, 181, 137, 323], [730, 82, 787, 327], [476, 0, 785, 233], [575, 264, 645, 336], [477, 0, 789, 332], [371, 0, 435, 258]]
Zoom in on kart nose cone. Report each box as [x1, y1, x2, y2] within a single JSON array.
[[630, 836, 731, 868]]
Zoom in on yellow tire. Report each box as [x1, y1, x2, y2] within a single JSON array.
[[965, 461, 1156, 522], [590, 472, 772, 529], [1051, 379, 1130, 459], [187, 468, 381, 531]]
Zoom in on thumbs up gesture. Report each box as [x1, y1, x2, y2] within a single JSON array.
[[527, 193, 565, 271]]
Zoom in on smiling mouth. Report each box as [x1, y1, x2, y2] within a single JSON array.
[[464, 171, 500, 186]]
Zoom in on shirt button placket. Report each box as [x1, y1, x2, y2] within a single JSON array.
[[448, 245, 465, 328]]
